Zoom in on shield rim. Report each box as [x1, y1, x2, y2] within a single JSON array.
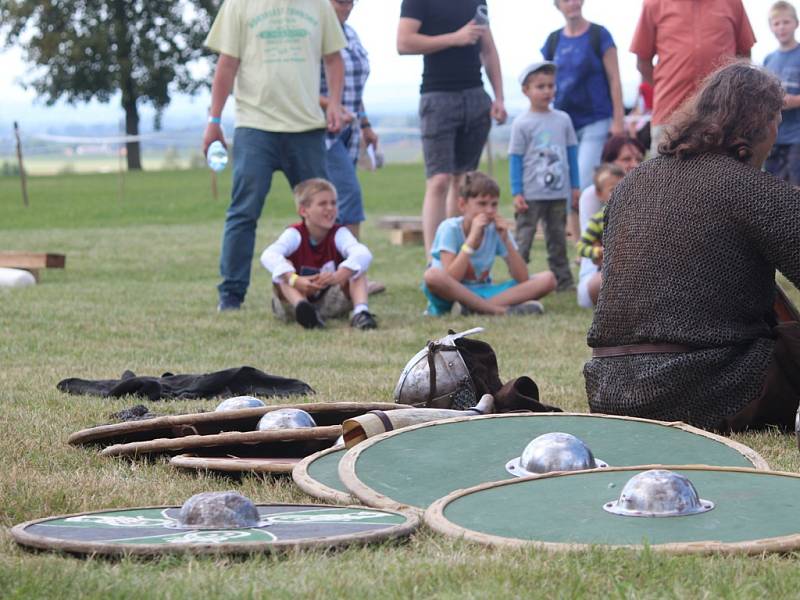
[[424, 465, 800, 555], [338, 412, 770, 516], [292, 445, 352, 504], [11, 503, 419, 557], [170, 454, 300, 474], [100, 425, 343, 458]]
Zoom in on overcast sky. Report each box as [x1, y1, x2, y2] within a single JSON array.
[[0, 0, 776, 129]]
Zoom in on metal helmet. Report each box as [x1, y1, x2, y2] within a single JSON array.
[[177, 491, 260, 529], [256, 408, 317, 431], [393, 328, 484, 409], [603, 469, 715, 517], [215, 396, 266, 411], [505, 432, 607, 477]]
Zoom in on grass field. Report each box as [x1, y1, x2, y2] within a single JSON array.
[[2, 164, 800, 599]]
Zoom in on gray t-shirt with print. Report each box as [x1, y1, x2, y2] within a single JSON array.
[[508, 109, 577, 201]]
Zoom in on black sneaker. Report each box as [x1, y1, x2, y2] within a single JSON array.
[[295, 300, 325, 329], [350, 310, 378, 330], [217, 294, 242, 312]]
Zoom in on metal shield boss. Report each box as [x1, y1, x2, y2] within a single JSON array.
[[603, 469, 715, 517], [506, 432, 608, 477], [176, 492, 260, 529], [393, 328, 484, 409], [256, 408, 317, 431]]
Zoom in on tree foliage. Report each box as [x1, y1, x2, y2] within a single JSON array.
[[1, 0, 220, 169]]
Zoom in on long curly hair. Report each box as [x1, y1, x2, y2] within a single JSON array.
[[659, 62, 784, 163]]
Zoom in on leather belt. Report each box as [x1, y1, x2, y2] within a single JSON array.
[[591, 343, 694, 358]]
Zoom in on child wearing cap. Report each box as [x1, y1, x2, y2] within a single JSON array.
[[509, 61, 580, 292]]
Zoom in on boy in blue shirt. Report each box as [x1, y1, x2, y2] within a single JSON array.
[[509, 61, 580, 291], [422, 171, 556, 316], [765, 1, 800, 185]]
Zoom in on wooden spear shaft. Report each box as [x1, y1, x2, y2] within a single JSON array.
[[13, 121, 29, 207]]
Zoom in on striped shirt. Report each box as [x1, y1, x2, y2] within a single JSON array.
[[576, 206, 605, 261], [320, 23, 370, 161]]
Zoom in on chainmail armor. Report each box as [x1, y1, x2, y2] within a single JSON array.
[[584, 153, 800, 430]]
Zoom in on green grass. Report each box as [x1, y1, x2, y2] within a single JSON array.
[[1, 165, 800, 599]]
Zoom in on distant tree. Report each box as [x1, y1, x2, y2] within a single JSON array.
[[0, 1, 220, 170]]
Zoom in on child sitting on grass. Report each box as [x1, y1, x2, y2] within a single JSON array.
[[422, 171, 556, 316], [576, 163, 625, 308], [260, 178, 377, 330]]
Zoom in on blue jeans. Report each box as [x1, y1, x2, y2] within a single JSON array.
[[575, 117, 611, 205], [326, 127, 365, 225], [218, 127, 327, 301]]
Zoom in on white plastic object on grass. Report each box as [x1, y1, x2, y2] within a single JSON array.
[[207, 140, 228, 172], [0, 267, 36, 288]]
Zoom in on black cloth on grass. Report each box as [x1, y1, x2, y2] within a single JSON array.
[[57, 366, 314, 401]]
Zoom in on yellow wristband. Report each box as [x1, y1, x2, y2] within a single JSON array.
[[288, 273, 299, 287], [461, 243, 476, 255]]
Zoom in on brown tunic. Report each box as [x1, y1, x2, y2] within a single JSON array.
[[584, 153, 800, 431]]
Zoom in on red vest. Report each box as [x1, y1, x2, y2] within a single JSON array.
[[287, 222, 344, 276]]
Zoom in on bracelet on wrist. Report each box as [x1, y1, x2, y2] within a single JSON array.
[[208, 116, 221, 124], [357, 111, 368, 119], [460, 243, 476, 255], [288, 273, 299, 287], [361, 121, 372, 129]]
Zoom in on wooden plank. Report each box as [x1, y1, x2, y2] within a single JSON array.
[[390, 229, 424, 246], [0, 253, 65, 269], [377, 216, 423, 231]]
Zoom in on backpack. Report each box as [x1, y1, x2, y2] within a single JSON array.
[[543, 22, 603, 62]]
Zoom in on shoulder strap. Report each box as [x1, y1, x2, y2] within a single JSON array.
[[589, 23, 603, 60], [544, 28, 561, 61]]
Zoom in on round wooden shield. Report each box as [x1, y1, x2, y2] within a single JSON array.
[[69, 402, 400, 447], [100, 426, 341, 459], [11, 503, 418, 557], [339, 413, 768, 514], [293, 446, 351, 503], [425, 466, 800, 554]]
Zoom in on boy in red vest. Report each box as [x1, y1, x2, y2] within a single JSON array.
[[260, 179, 376, 330]]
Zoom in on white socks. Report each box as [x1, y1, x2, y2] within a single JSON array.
[[353, 303, 369, 315]]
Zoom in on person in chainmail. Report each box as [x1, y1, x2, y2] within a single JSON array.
[[584, 62, 800, 433]]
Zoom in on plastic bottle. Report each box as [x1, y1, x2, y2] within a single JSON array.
[[207, 140, 228, 172]]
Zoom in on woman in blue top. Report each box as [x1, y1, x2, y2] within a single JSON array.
[[543, 0, 624, 241]]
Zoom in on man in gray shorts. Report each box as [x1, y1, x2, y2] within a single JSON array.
[[397, 0, 506, 257]]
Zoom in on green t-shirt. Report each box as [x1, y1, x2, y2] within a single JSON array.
[[205, 0, 346, 132]]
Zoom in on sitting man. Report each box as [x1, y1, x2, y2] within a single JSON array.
[[260, 179, 377, 330], [422, 171, 556, 316]]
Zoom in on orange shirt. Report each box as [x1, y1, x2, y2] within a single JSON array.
[[630, 0, 756, 125]]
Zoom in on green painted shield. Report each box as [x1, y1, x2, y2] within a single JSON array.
[[11, 504, 417, 556], [293, 446, 350, 503], [427, 467, 800, 553], [340, 414, 767, 512]]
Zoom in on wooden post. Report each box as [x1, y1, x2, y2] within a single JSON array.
[[13, 122, 29, 207], [117, 119, 125, 203]]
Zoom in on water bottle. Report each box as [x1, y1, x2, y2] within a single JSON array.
[[474, 5, 489, 25], [207, 140, 228, 172]]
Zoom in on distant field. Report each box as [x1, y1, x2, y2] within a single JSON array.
[[2, 166, 800, 599]]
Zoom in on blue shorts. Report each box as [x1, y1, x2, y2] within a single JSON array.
[[422, 279, 517, 316]]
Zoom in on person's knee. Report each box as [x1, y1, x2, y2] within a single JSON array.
[[542, 270, 557, 292], [423, 267, 449, 293], [426, 173, 451, 196]]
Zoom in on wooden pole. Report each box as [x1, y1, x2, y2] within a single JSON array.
[[13, 122, 29, 207], [117, 119, 125, 203]]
